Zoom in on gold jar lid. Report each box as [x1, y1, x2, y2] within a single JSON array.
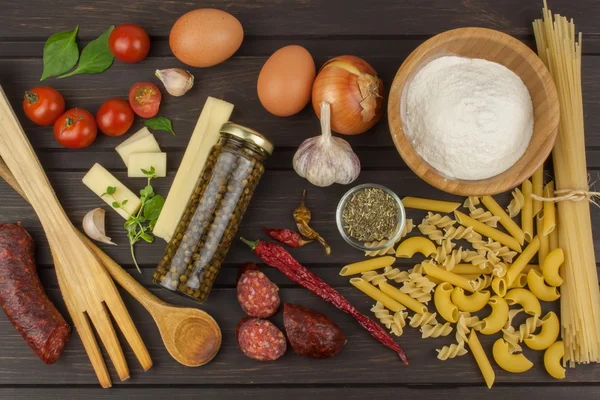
[[220, 122, 274, 155]]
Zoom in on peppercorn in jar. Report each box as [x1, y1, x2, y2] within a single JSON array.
[[153, 123, 273, 303]]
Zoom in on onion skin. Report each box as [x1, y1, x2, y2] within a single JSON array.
[[312, 55, 384, 135]]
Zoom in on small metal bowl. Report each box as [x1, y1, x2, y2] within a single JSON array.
[[336, 183, 406, 252]]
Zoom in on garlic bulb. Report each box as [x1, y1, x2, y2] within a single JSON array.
[[83, 208, 116, 245], [293, 101, 361, 187], [155, 68, 194, 96]]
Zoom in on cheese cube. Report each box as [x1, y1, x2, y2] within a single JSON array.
[[82, 163, 141, 219], [116, 128, 161, 167], [127, 152, 167, 178]]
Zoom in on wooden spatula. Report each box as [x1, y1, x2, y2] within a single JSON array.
[[0, 86, 151, 388]]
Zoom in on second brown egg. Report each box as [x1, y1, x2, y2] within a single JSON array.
[[257, 45, 316, 117]]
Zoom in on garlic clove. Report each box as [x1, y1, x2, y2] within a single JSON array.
[[293, 101, 361, 187], [83, 208, 116, 245], [155, 68, 194, 97]]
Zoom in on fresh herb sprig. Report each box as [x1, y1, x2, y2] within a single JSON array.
[[101, 167, 164, 273]]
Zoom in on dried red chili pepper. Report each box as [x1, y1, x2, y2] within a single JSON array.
[[240, 237, 408, 364], [261, 227, 312, 248]]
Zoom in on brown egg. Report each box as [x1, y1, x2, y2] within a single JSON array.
[[169, 9, 243, 67], [257, 45, 316, 117]]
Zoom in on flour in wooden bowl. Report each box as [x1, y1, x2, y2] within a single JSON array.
[[403, 56, 533, 180]]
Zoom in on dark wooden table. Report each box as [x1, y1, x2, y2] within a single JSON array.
[[1, 0, 599, 398]]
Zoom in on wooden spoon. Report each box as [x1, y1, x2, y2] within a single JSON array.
[[0, 158, 222, 367]]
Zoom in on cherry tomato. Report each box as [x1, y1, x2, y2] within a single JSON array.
[[22, 86, 65, 126], [109, 24, 150, 63], [96, 98, 134, 136], [128, 82, 161, 118], [53, 108, 97, 149]]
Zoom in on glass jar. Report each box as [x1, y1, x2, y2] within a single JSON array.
[[153, 123, 273, 303]]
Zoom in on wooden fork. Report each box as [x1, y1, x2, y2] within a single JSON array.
[[0, 87, 151, 388]]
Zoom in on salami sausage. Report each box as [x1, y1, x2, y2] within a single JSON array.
[[236, 262, 260, 283], [237, 318, 286, 361], [237, 270, 280, 318], [284, 303, 346, 359], [0, 223, 71, 364]]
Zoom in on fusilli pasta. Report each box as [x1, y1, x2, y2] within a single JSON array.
[[436, 341, 468, 360], [462, 250, 489, 270], [502, 308, 525, 353], [469, 207, 501, 227], [400, 275, 435, 304], [363, 239, 396, 257], [469, 274, 493, 291], [455, 313, 471, 343], [491, 262, 508, 278], [518, 315, 542, 341], [433, 247, 464, 271], [507, 187, 525, 218], [443, 225, 477, 241], [418, 221, 445, 244], [361, 270, 387, 286], [421, 322, 453, 338], [495, 246, 518, 263], [463, 196, 480, 212], [371, 302, 408, 337], [409, 312, 438, 328], [401, 218, 415, 238], [425, 212, 456, 229]]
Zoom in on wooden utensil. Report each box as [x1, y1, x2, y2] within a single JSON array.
[[0, 156, 222, 367], [387, 27, 559, 196], [0, 87, 151, 388]]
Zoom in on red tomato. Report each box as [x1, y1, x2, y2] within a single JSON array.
[[109, 24, 150, 63], [96, 99, 134, 136], [53, 108, 97, 149], [22, 86, 65, 126], [129, 82, 161, 118]]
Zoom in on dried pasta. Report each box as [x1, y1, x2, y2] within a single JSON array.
[[423, 262, 473, 292], [363, 239, 396, 257], [505, 237, 540, 287], [402, 197, 460, 213], [409, 312, 438, 328], [518, 315, 542, 342], [463, 196, 480, 212], [400, 273, 436, 304], [481, 195, 526, 246], [370, 301, 408, 337], [505, 288, 541, 317], [470, 207, 501, 228], [462, 250, 489, 270], [340, 256, 396, 276], [495, 246, 518, 263], [377, 281, 428, 314], [521, 179, 534, 242], [432, 245, 463, 272], [502, 308, 524, 353], [493, 338, 534, 373], [468, 330, 495, 388], [443, 225, 477, 241], [532, 166, 544, 216], [469, 274, 493, 291], [363, 266, 410, 284], [507, 187, 525, 218], [544, 341, 566, 379], [437, 341, 468, 360], [418, 221, 445, 244], [524, 312, 560, 351], [424, 212, 456, 229], [456, 313, 471, 343], [349, 278, 405, 312], [421, 322, 453, 338], [455, 211, 522, 252]]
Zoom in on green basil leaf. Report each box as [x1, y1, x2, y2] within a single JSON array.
[[143, 194, 164, 221], [58, 26, 115, 79], [140, 232, 154, 243], [40, 26, 79, 81], [144, 117, 175, 135]]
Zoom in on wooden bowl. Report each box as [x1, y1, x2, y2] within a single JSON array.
[[388, 27, 559, 196]]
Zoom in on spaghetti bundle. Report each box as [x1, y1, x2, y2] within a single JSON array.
[[533, 1, 600, 365]]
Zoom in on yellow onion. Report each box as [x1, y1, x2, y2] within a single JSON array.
[[311, 55, 384, 135]]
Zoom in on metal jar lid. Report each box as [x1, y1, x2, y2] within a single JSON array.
[[220, 122, 274, 155]]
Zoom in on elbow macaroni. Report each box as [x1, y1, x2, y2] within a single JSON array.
[[492, 338, 533, 373], [525, 312, 560, 351], [505, 288, 541, 317], [480, 296, 509, 335], [395, 236, 436, 258], [491, 276, 507, 297], [451, 287, 490, 313], [434, 282, 459, 323], [544, 341, 566, 380], [542, 248, 564, 287], [527, 270, 560, 302]]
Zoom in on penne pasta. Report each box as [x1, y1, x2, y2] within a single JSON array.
[[339, 256, 396, 276], [401, 197, 460, 213], [468, 330, 495, 389], [349, 278, 405, 312], [452, 263, 493, 275], [423, 262, 473, 292], [377, 281, 428, 315], [454, 211, 522, 253], [542, 181, 556, 236], [481, 196, 525, 245], [537, 214, 550, 265], [521, 179, 534, 243], [531, 166, 544, 216], [505, 236, 540, 287]]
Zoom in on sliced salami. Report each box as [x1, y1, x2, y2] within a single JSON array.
[[237, 270, 280, 318], [237, 318, 286, 361]]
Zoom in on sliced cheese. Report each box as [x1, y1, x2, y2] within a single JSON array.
[[128, 152, 167, 178], [116, 128, 161, 167], [82, 163, 141, 219], [153, 96, 234, 241]]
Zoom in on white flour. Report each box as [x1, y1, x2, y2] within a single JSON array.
[[404, 56, 533, 180]]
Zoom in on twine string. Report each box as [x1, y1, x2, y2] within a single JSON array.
[[531, 189, 600, 207]]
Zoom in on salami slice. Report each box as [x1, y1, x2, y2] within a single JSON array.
[[237, 270, 280, 318], [237, 318, 286, 361], [0, 223, 71, 364]]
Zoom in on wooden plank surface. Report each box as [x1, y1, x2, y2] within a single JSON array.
[[0, 0, 599, 398]]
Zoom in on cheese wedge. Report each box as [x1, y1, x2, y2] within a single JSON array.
[[83, 163, 141, 219], [127, 152, 167, 178], [153, 96, 234, 241], [116, 128, 161, 167]]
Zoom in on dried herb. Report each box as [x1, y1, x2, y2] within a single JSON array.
[[342, 187, 398, 242], [293, 190, 331, 255]]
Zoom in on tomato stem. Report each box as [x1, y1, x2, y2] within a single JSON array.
[[24, 91, 38, 104]]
